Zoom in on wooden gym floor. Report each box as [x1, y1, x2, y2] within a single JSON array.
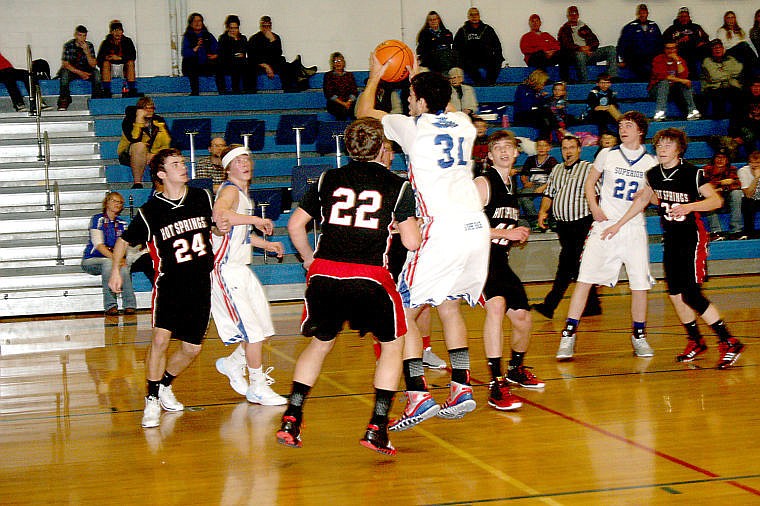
[[0, 275, 758, 505]]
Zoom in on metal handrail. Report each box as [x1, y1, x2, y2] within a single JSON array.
[[43, 132, 52, 210], [53, 182, 64, 265]]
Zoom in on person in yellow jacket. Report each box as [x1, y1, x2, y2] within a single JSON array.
[[117, 96, 171, 188]]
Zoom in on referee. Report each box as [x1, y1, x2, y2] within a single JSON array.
[[532, 135, 601, 319]]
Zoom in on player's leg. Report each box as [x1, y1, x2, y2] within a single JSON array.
[[505, 308, 544, 390], [244, 341, 287, 405], [680, 288, 745, 369], [557, 281, 591, 359], [419, 305, 447, 369], [142, 327, 172, 428], [361, 336, 403, 456], [629, 290, 654, 357], [483, 297, 523, 410], [436, 299, 476, 419], [157, 340, 202, 413]]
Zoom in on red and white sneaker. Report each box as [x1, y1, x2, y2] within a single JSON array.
[[676, 339, 708, 362], [436, 381, 477, 419], [388, 391, 439, 432], [506, 365, 545, 389], [488, 378, 522, 411], [717, 338, 745, 370]]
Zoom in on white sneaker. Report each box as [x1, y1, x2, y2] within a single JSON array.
[[631, 335, 655, 357], [686, 109, 701, 120], [216, 356, 248, 396], [653, 110, 666, 121], [158, 384, 184, 412], [142, 396, 161, 428], [422, 347, 447, 369], [246, 367, 287, 405], [556, 333, 576, 360]]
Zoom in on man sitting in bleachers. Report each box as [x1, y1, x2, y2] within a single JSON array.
[[557, 5, 617, 83], [617, 4, 663, 81], [57, 25, 103, 111], [520, 14, 561, 70]]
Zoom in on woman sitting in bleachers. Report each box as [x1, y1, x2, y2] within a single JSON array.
[[182, 12, 219, 96], [323, 52, 357, 120], [217, 15, 249, 94], [513, 69, 555, 139]]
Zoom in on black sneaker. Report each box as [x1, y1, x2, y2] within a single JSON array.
[[531, 303, 554, 319], [359, 423, 396, 456], [276, 415, 303, 448], [131, 183, 144, 189], [57, 96, 71, 111], [13, 103, 27, 112]]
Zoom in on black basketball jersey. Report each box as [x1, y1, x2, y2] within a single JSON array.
[[482, 166, 520, 253], [299, 161, 416, 266], [645, 161, 708, 232], [122, 186, 214, 279]]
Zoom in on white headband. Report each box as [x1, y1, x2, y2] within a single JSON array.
[[222, 146, 251, 169]]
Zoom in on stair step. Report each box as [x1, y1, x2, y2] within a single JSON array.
[[0, 141, 99, 163], [0, 266, 98, 291], [0, 119, 94, 139]]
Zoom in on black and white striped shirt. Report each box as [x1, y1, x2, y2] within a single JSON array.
[[543, 160, 594, 222]]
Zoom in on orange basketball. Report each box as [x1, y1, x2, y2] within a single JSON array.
[[374, 40, 415, 82]]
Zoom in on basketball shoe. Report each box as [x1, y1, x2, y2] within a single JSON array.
[[388, 391, 440, 431], [506, 365, 545, 389], [716, 338, 745, 370], [488, 378, 523, 411], [359, 423, 396, 456], [216, 356, 248, 396], [676, 339, 708, 362], [141, 396, 161, 428], [246, 367, 287, 405], [556, 330, 576, 360], [158, 384, 184, 411], [276, 415, 303, 448], [631, 335, 655, 357], [423, 347, 447, 369], [437, 381, 477, 419]]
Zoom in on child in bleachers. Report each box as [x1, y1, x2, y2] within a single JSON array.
[[595, 131, 619, 157], [549, 82, 573, 141], [471, 116, 490, 176], [519, 137, 557, 228], [584, 73, 622, 134]]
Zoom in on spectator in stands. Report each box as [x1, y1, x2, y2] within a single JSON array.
[[662, 7, 709, 80], [716, 11, 758, 73], [557, 5, 617, 83], [519, 14, 561, 70], [738, 150, 760, 239], [82, 192, 136, 316], [751, 9, 760, 57], [549, 81, 574, 139], [519, 137, 557, 226], [453, 7, 504, 86], [97, 20, 139, 98], [416, 11, 456, 74], [585, 73, 622, 133], [448, 67, 477, 116], [700, 39, 743, 119], [217, 15, 249, 95], [57, 25, 103, 111], [323, 52, 357, 120], [117, 96, 171, 189], [195, 137, 227, 192], [182, 13, 219, 96], [730, 77, 760, 156], [703, 148, 744, 240], [649, 42, 701, 121], [595, 131, 619, 157], [471, 116, 489, 175], [513, 69, 555, 138], [247, 16, 316, 93], [617, 4, 663, 81], [0, 48, 50, 112]]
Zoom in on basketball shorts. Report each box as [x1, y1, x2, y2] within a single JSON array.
[[398, 212, 490, 308], [211, 263, 275, 345], [481, 250, 529, 311], [577, 220, 653, 291], [662, 224, 709, 295], [153, 273, 211, 345], [302, 258, 406, 342]]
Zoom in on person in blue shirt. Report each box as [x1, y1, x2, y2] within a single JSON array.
[[618, 4, 664, 81], [181, 12, 219, 96]]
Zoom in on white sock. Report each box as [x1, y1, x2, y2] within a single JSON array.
[[248, 366, 263, 380], [230, 343, 246, 364]]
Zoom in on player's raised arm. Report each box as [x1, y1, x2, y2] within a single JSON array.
[[356, 52, 390, 120]]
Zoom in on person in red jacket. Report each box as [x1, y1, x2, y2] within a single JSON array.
[[648, 42, 700, 121], [520, 14, 561, 69]]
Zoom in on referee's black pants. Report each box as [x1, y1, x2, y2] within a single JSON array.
[[542, 215, 600, 312]]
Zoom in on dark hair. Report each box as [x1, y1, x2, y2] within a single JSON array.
[[135, 96, 154, 110], [619, 110, 649, 140], [597, 73, 612, 82], [109, 21, 123, 32], [410, 72, 451, 114], [487, 130, 518, 151], [150, 148, 183, 184], [344, 118, 385, 161], [186, 13, 205, 33], [561, 135, 582, 148], [652, 128, 688, 156], [75, 25, 88, 34], [225, 15, 241, 28], [260, 16, 272, 24], [721, 11, 744, 39], [417, 11, 448, 44]]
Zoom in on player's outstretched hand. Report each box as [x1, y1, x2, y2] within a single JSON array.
[[368, 52, 389, 81], [256, 218, 274, 236], [600, 222, 621, 240], [266, 241, 285, 258]]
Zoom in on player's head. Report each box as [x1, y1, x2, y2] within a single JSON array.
[[221, 144, 253, 180], [150, 148, 184, 185], [344, 117, 385, 161], [652, 128, 688, 156], [487, 130, 519, 169], [409, 72, 451, 115], [618, 111, 648, 143]]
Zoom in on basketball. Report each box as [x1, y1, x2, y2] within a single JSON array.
[[374, 40, 415, 82]]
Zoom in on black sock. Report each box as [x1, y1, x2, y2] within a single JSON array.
[[147, 380, 160, 398], [508, 350, 525, 370], [369, 388, 395, 426], [449, 347, 470, 385], [403, 358, 427, 391], [710, 319, 732, 343], [160, 371, 175, 387], [284, 381, 311, 419], [487, 357, 502, 381], [683, 320, 703, 341]]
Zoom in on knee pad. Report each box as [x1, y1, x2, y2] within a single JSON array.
[[681, 287, 710, 315]]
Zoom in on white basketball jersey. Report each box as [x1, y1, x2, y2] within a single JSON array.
[[594, 146, 656, 226], [382, 112, 482, 218], [212, 182, 252, 266]]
